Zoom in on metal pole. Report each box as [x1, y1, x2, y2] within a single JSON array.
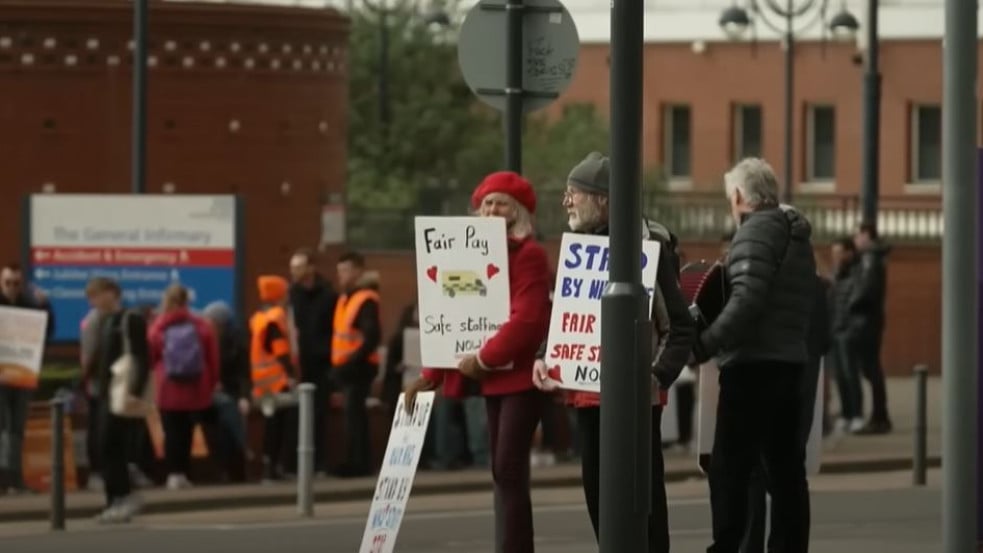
[[913, 364, 928, 486], [132, 0, 148, 194], [782, 12, 795, 204], [942, 0, 978, 550], [297, 383, 316, 517], [378, 4, 390, 144], [50, 397, 66, 531], [600, 0, 651, 550], [504, 0, 523, 172], [860, 0, 881, 227]]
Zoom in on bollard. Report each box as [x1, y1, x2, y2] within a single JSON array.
[[297, 383, 316, 517], [913, 364, 929, 486], [50, 395, 67, 531]]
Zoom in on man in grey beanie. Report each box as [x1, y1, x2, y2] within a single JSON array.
[[533, 151, 695, 552]]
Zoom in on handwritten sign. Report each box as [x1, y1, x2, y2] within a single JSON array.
[[0, 305, 49, 389], [414, 216, 510, 368], [359, 391, 436, 553], [544, 233, 661, 392]]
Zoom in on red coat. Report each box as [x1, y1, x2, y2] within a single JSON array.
[[423, 236, 552, 398], [149, 308, 220, 412]]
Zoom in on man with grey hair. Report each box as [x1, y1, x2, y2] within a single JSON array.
[[692, 157, 816, 553], [533, 151, 696, 552]]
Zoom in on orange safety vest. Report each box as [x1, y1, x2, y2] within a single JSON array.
[[331, 289, 381, 367], [250, 306, 291, 399]]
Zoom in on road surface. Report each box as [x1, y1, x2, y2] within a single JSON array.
[[0, 470, 941, 553]]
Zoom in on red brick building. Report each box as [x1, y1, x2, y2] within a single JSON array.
[[0, 0, 349, 319], [551, 39, 949, 199]]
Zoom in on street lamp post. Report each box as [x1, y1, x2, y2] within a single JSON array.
[[858, 0, 880, 228], [718, 0, 858, 205], [360, 1, 450, 147]]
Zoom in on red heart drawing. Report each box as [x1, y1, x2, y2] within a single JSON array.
[[426, 266, 438, 283], [486, 263, 500, 279], [547, 365, 563, 382]]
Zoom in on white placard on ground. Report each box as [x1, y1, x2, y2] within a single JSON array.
[[414, 217, 510, 369], [696, 361, 824, 476], [359, 391, 436, 553], [543, 233, 661, 392], [0, 305, 49, 389]]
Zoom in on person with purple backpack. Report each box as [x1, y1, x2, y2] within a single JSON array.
[[148, 284, 220, 490]]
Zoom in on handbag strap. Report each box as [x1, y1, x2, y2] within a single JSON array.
[[120, 310, 132, 355]]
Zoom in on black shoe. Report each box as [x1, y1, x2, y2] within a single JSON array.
[[855, 419, 893, 435], [333, 464, 372, 478]]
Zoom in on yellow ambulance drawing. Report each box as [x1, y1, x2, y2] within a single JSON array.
[[441, 270, 487, 298]]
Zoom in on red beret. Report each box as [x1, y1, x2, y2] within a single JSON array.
[[470, 171, 537, 215]]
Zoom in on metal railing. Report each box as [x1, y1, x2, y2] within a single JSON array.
[[346, 189, 943, 250]]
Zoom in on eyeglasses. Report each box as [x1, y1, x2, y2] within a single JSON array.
[[562, 189, 586, 201]]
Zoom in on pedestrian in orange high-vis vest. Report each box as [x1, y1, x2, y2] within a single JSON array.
[[250, 275, 297, 482], [331, 251, 382, 478]]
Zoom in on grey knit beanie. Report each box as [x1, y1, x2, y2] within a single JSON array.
[[567, 151, 610, 195]]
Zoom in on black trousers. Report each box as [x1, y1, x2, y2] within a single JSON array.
[[578, 405, 670, 553], [741, 356, 821, 553], [675, 382, 696, 445], [856, 330, 890, 424], [708, 361, 810, 553], [342, 379, 372, 474], [160, 410, 208, 476], [98, 409, 132, 507], [262, 407, 296, 475], [303, 368, 334, 473]]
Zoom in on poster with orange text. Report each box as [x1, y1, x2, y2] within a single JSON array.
[[0, 305, 49, 389]]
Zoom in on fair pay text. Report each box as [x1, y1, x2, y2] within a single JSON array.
[[422, 224, 489, 256]]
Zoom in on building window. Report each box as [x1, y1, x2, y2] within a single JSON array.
[[732, 104, 762, 162], [662, 104, 691, 179], [806, 104, 836, 181], [911, 104, 941, 182]]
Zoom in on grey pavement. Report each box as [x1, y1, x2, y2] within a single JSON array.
[[0, 376, 941, 523], [0, 470, 943, 553]]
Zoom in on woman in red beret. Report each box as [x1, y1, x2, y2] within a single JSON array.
[[406, 171, 552, 553]]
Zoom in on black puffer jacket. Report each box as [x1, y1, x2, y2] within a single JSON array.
[[854, 241, 890, 334], [830, 259, 860, 335], [698, 206, 816, 368]]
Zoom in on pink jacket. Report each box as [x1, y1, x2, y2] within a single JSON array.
[[149, 308, 220, 412]]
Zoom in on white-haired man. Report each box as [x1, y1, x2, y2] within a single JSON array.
[[692, 158, 816, 553]]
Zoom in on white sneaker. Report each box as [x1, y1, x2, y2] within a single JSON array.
[[87, 474, 104, 492], [95, 505, 131, 525], [166, 473, 193, 490], [849, 417, 866, 433], [129, 464, 154, 488], [117, 494, 144, 517]]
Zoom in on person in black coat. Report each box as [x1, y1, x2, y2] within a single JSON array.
[[693, 158, 816, 553], [851, 222, 892, 434], [288, 248, 339, 475], [0, 263, 53, 494], [740, 272, 832, 553]]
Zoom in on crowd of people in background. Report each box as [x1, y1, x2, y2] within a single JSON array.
[[0, 162, 893, 551]]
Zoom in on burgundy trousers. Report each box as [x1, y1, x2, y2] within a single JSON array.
[[485, 389, 543, 553]]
